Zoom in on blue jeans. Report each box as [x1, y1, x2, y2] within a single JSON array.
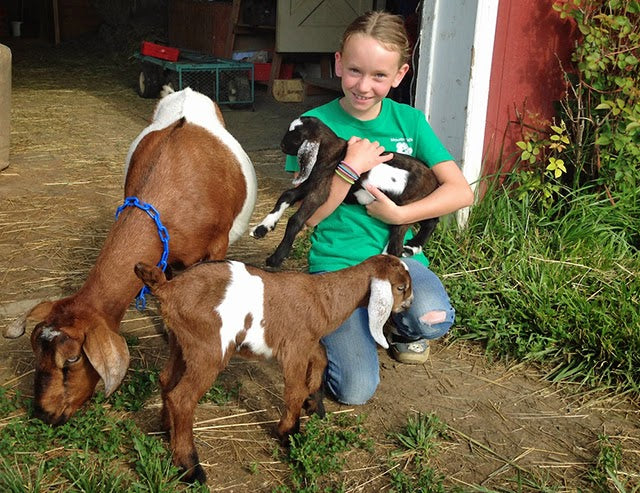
[[321, 258, 454, 404]]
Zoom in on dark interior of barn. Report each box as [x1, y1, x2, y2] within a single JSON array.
[[0, 1, 420, 107]]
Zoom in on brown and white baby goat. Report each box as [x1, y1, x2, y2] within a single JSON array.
[[3, 87, 257, 426], [251, 116, 440, 267], [134, 254, 413, 483]]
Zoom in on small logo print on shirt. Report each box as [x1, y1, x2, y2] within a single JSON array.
[[395, 141, 413, 156]]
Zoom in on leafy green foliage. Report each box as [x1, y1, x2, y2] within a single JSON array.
[[110, 366, 159, 412], [274, 413, 373, 493], [514, 121, 570, 209], [552, 0, 640, 200], [388, 413, 449, 493], [0, 387, 203, 491], [588, 434, 625, 492], [437, 181, 640, 393], [199, 382, 241, 405]]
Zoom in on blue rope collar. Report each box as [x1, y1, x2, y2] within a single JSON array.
[[115, 196, 170, 311]]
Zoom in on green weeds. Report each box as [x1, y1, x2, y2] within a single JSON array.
[[436, 178, 639, 394], [0, 371, 210, 491], [387, 413, 448, 493], [274, 413, 373, 492]]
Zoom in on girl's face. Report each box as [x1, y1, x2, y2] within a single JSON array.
[[335, 33, 409, 120]]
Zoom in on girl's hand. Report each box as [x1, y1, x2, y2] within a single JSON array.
[[343, 137, 393, 174], [364, 185, 405, 224]]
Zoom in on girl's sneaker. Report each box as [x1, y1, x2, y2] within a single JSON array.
[[389, 336, 430, 364]]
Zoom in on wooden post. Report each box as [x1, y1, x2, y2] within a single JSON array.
[[52, 0, 60, 45]]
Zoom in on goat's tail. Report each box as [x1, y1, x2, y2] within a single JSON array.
[[134, 262, 168, 294]]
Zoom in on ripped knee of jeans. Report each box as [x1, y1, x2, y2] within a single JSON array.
[[420, 310, 448, 326]]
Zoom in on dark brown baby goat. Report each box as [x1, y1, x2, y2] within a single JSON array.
[[251, 116, 440, 267], [134, 254, 413, 483]]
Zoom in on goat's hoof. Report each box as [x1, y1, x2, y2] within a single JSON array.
[[276, 421, 300, 446], [181, 464, 207, 484], [250, 225, 268, 238], [402, 245, 422, 257], [303, 390, 326, 418], [265, 254, 283, 268]]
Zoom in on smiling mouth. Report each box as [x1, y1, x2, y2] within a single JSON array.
[[353, 93, 370, 101]]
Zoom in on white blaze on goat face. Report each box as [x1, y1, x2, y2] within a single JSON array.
[[217, 261, 272, 359], [289, 118, 303, 131], [353, 164, 410, 206], [39, 326, 61, 341]]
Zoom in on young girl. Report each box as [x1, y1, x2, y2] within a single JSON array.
[[284, 11, 474, 405]]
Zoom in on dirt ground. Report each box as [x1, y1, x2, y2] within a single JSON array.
[[1, 38, 639, 492]]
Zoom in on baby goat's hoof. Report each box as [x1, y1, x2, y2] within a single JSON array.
[[250, 224, 269, 239], [303, 390, 326, 418], [276, 419, 300, 446], [180, 463, 207, 484], [266, 253, 283, 268], [402, 245, 423, 257]]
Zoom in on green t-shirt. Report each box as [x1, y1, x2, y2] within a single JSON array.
[[285, 98, 453, 273]]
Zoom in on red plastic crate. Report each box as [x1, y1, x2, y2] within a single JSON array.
[[140, 41, 180, 62]]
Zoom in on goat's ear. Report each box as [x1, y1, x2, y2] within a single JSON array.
[[4, 300, 54, 339], [134, 262, 166, 292], [367, 278, 391, 349], [292, 140, 320, 185], [83, 321, 130, 397]]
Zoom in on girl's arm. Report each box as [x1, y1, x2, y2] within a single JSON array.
[[305, 137, 393, 227], [364, 160, 474, 224]]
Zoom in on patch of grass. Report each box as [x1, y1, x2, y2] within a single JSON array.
[[274, 413, 373, 493], [110, 366, 159, 412], [435, 181, 640, 395], [199, 382, 241, 405], [288, 228, 312, 263], [388, 413, 449, 493], [587, 434, 637, 493], [0, 383, 204, 492]]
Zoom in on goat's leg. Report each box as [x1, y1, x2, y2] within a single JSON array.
[[266, 191, 329, 267], [251, 184, 311, 238], [387, 224, 411, 257], [277, 358, 312, 443], [166, 354, 219, 484], [302, 344, 327, 418], [403, 218, 439, 256], [206, 231, 230, 261], [159, 331, 185, 432]]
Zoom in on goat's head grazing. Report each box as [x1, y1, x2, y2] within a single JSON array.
[[365, 255, 413, 348], [4, 300, 129, 425], [281, 116, 330, 186]]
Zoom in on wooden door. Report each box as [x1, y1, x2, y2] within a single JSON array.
[[276, 0, 374, 52]]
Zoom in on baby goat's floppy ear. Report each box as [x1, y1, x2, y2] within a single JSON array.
[[292, 140, 320, 185], [367, 278, 392, 349]]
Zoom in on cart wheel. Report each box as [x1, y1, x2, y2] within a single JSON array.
[[164, 71, 180, 92], [137, 63, 162, 98]]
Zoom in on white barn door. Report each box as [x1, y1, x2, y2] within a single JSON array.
[[415, 0, 499, 225]]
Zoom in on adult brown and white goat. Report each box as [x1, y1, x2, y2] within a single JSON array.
[[3, 87, 257, 426], [134, 254, 412, 483], [251, 116, 440, 267]]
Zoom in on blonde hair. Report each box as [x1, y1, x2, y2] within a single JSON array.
[[340, 11, 411, 66]]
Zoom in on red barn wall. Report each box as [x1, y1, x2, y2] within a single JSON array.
[[482, 0, 577, 177]]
